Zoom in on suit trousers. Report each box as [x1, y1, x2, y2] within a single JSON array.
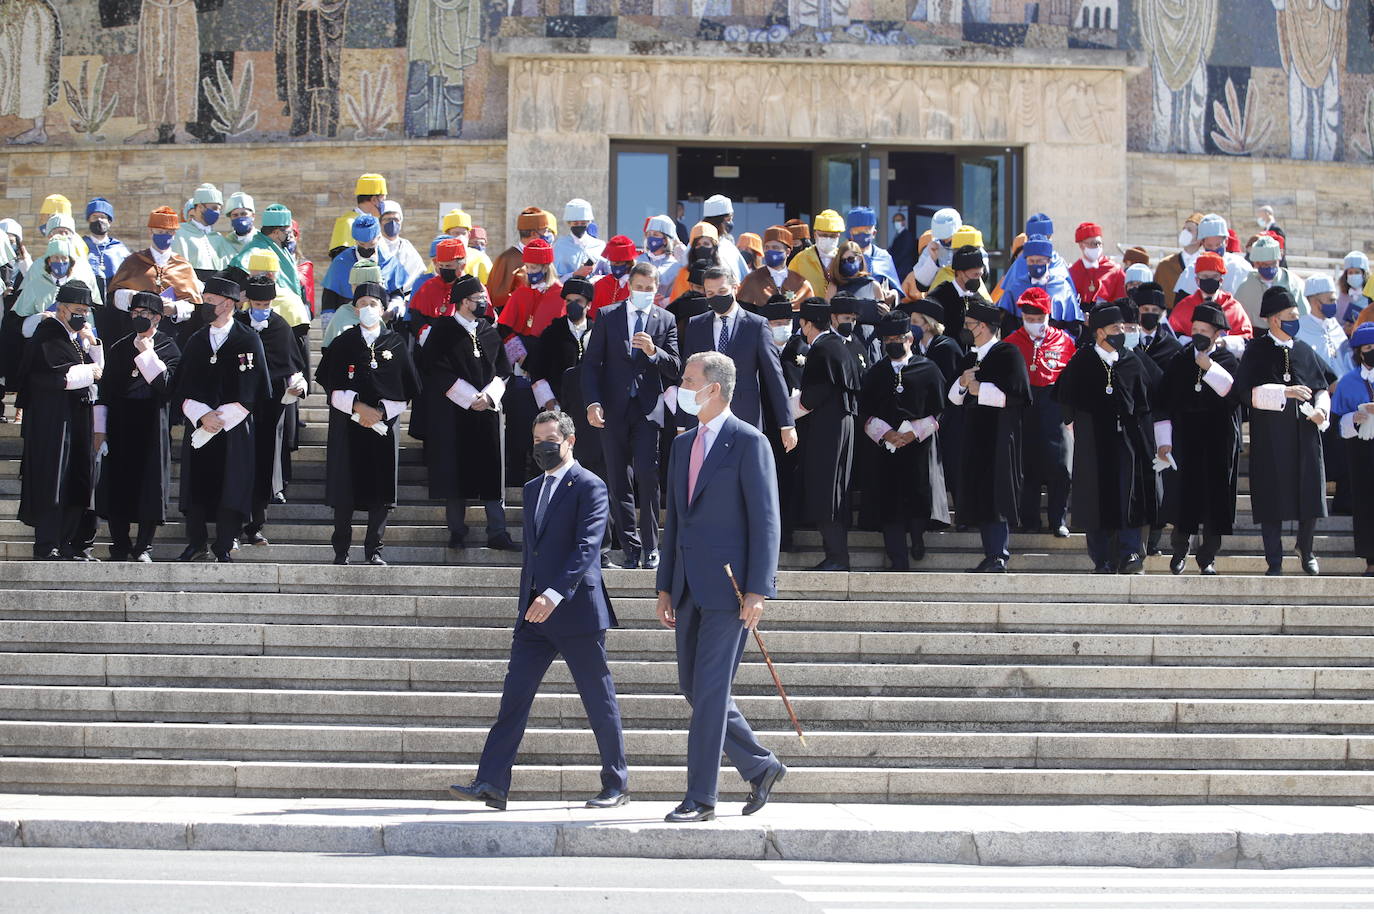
[[1261, 518, 1316, 567], [445, 499, 508, 539], [882, 518, 924, 566], [817, 520, 849, 566], [1086, 527, 1144, 567], [108, 519, 155, 558], [184, 506, 240, 558], [980, 522, 1010, 562], [1019, 393, 1071, 530], [601, 410, 661, 556], [674, 592, 776, 806], [476, 623, 627, 795], [32, 504, 86, 557], [332, 504, 391, 559], [1171, 526, 1223, 568]]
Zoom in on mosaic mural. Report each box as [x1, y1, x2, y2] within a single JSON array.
[[1, 0, 1373, 162]]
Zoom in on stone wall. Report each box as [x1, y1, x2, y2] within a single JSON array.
[[1125, 152, 1374, 261], [0, 139, 508, 263]]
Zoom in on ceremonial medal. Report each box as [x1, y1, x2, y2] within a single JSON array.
[[1105, 385, 1114, 394], [896, 384, 904, 393], [238, 353, 247, 372], [382, 350, 392, 360], [210, 353, 217, 365], [1283, 373, 1291, 382], [526, 316, 534, 329], [348, 364, 356, 379], [370, 358, 379, 370], [1194, 383, 1203, 392]]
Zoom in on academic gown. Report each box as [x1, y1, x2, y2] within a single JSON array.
[[95, 330, 181, 524], [796, 332, 861, 524], [1055, 347, 1157, 531], [1332, 367, 1374, 560], [1234, 336, 1337, 523], [16, 319, 98, 527], [531, 318, 591, 407], [172, 321, 270, 518], [857, 356, 948, 529], [770, 333, 809, 530], [235, 311, 306, 505], [1154, 345, 1242, 536], [414, 316, 511, 501], [316, 324, 421, 509], [927, 281, 998, 340], [951, 341, 1031, 527]]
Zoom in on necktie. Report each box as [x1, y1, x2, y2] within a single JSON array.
[[535, 474, 555, 532], [687, 426, 708, 504], [630, 309, 645, 397], [717, 316, 730, 352]]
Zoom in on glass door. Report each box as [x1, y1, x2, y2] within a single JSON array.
[[815, 146, 863, 218], [610, 146, 672, 240], [954, 148, 1021, 274]]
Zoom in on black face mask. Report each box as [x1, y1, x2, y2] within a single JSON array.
[[1140, 312, 1161, 331], [201, 303, 221, 322], [1105, 332, 1127, 350], [1198, 278, 1221, 296], [1362, 350, 1374, 368], [884, 341, 907, 361], [564, 301, 586, 322], [439, 267, 458, 283], [471, 300, 489, 319], [570, 225, 587, 239], [532, 440, 564, 472], [67, 314, 87, 332], [356, 246, 376, 260], [707, 295, 733, 315], [132, 315, 154, 334], [957, 327, 976, 349], [722, 220, 734, 236], [836, 321, 855, 338], [88, 220, 108, 236], [1192, 333, 1212, 353], [964, 277, 981, 294], [690, 246, 716, 265]]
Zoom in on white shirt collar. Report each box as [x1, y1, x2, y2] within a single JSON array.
[[360, 324, 382, 345], [1362, 365, 1374, 382], [972, 337, 997, 361], [208, 321, 231, 350], [1272, 334, 1294, 350], [456, 313, 478, 334], [1094, 343, 1120, 364], [768, 266, 788, 285], [150, 246, 170, 265], [567, 318, 588, 336], [700, 407, 733, 440], [714, 305, 740, 323]]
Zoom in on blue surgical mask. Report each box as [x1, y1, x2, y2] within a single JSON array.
[[721, 220, 734, 236], [1028, 263, 1048, 280], [1279, 318, 1301, 338], [610, 263, 630, 279], [526, 269, 546, 285], [201, 208, 220, 226], [285, 240, 297, 255], [1123, 330, 1141, 349], [382, 220, 400, 238], [231, 216, 254, 236], [1258, 265, 1278, 281], [49, 260, 69, 277], [909, 324, 925, 345], [152, 233, 173, 250], [646, 236, 666, 253], [839, 257, 861, 278], [764, 249, 786, 269], [249, 306, 271, 323], [1321, 300, 1338, 319], [852, 232, 873, 249]]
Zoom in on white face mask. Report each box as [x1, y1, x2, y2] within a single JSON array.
[[1348, 271, 1366, 291], [815, 236, 839, 256], [1256, 216, 1270, 229], [1178, 228, 1195, 247], [630, 289, 653, 311], [771, 325, 791, 345], [1082, 246, 1103, 264], [1024, 320, 1047, 338], [677, 384, 708, 416], [357, 305, 382, 328]]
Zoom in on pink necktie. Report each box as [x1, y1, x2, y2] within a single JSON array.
[[687, 427, 707, 504]]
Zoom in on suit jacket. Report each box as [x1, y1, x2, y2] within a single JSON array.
[[581, 302, 680, 421], [519, 461, 617, 637], [680, 307, 792, 431], [656, 413, 780, 612]]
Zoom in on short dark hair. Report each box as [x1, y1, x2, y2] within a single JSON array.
[[629, 261, 658, 282], [700, 265, 737, 287], [804, 314, 832, 331], [533, 410, 575, 440], [356, 194, 381, 205]]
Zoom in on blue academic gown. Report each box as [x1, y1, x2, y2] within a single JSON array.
[[998, 252, 1084, 323], [863, 243, 901, 287]]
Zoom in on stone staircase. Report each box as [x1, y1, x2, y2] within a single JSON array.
[[0, 326, 1370, 806]]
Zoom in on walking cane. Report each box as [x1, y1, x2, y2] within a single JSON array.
[[724, 563, 807, 745]]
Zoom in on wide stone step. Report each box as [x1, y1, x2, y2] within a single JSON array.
[[4, 685, 1374, 733], [3, 755, 1374, 803], [2, 652, 1361, 698], [4, 721, 1370, 771]]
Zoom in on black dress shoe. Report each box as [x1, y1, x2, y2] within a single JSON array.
[[447, 533, 466, 550], [585, 788, 630, 809], [487, 533, 519, 552], [664, 799, 715, 823], [1118, 554, 1145, 575], [600, 552, 621, 569], [1199, 563, 1217, 575], [641, 550, 660, 570], [1169, 554, 1187, 576], [272, 492, 287, 505], [366, 553, 387, 566], [248, 532, 269, 547], [1265, 565, 1284, 577], [34, 549, 61, 561], [910, 542, 926, 562], [448, 780, 508, 811], [810, 560, 849, 572], [1092, 563, 1116, 574], [620, 549, 641, 569], [178, 545, 209, 562], [61, 549, 99, 562], [1301, 554, 1320, 576], [214, 552, 233, 563], [333, 553, 350, 566], [968, 557, 1007, 573], [742, 763, 787, 816]]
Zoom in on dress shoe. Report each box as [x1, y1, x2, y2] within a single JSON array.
[[1092, 563, 1116, 574], [366, 553, 387, 566], [1169, 554, 1187, 576], [230, 538, 241, 553], [447, 532, 466, 550], [585, 788, 630, 809], [1053, 525, 1071, 538], [1199, 563, 1217, 575], [742, 763, 787, 816], [448, 780, 508, 811], [1301, 554, 1320, 576], [247, 532, 269, 547], [1265, 565, 1284, 577], [910, 542, 926, 562], [214, 552, 233, 563], [61, 549, 99, 562], [272, 492, 287, 505], [968, 557, 1007, 573], [34, 549, 61, 561], [641, 550, 660, 570], [1118, 554, 1145, 575], [178, 545, 208, 563], [620, 549, 641, 569], [333, 553, 350, 566], [664, 799, 715, 823], [600, 552, 620, 569], [487, 533, 519, 552], [810, 559, 849, 572]]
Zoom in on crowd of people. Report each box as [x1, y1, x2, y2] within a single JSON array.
[[1, 177, 1372, 576]]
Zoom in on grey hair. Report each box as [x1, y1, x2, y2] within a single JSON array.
[[533, 410, 576, 440], [701, 265, 738, 287], [687, 351, 736, 403]]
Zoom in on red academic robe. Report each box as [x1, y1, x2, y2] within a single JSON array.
[[1067, 258, 1124, 304], [1170, 291, 1254, 339], [498, 282, 566, 338], [590, 273, 629, 317]]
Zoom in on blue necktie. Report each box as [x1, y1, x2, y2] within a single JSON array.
[[535, 474, 555, 533], [717, 316, 729, 352], [630, 309, 645, 397]]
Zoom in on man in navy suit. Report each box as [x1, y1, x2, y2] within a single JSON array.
[[582, 261, 681, 570], [449, 411, 628, 810], [656, 352, 788, 823], [679, 266, 796, 452]]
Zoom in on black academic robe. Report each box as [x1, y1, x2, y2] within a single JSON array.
[[317, 324, 421, 509], [95, 330, 181, 524], [1155, 345, 1242, 535], [769, 333, 808, 532], [532, 318, 591, 406], [17, 319, 98, 527], [1141, 329, 1184, 373], [857, 356, 948, 528], [414, 315, 511, 501], [1234, 335, 1336, 523], [922, 332, 965, 503], [1056, 346, 1157, 531], [951, 341, 1030, 527], [797, 331, 861, 524], [235, 311, 306, 505], [171, 320, 270, 518], [839, 331, 873, 376], [780, 333, 809, 391]]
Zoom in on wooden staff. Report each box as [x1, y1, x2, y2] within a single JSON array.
[[724, 563, 806, 746]]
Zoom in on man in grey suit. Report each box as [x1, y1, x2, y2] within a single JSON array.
[[655, 351, 788, 823]]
